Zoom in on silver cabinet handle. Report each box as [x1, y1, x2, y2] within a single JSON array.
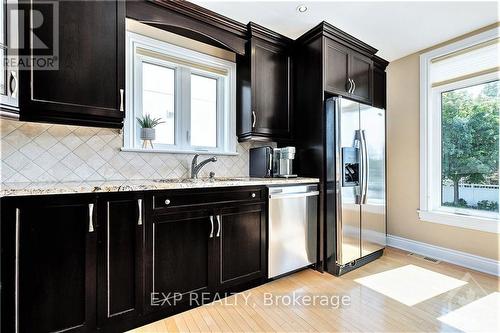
[[119, 89, 124, 112], [88, 204, 95, 233], [252, 110, 256, 129], [347, 78, 352, 93], [216, 215, 221, 237], [137, 199, 143, 226], [9, 71, 18, 98], [352, 79, 356, 94], [164, 199, 170, 205], [15, 208, 20, 333], [209, 216, 214, 238]]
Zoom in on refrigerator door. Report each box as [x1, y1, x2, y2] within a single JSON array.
[[336, 98, 362, 265], [360, 104, 386, 256]]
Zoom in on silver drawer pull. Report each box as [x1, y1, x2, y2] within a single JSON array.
[[216, 215, 221, 237], [88, 204, 94, 233], [209, 216, 214, 238], [10, 71, 18, 98], [137, 199, 143, 226], [119, 89, 124, 112], [251, 192, 256, 198], [164, 199, 171, 205]]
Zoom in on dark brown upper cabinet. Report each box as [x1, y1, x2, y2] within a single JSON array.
[[237, 22, 292, 142], [324, 41, 349, 95], [0, 0, 19, 118], [325, 38, 373, 104], [18, 0, 125, 128]]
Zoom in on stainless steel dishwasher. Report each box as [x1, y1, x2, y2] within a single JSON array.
[[268, 184, 319, 278]]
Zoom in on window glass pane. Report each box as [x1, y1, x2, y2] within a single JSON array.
[[142, 62, 175, 145], [441, 80, 499, 213], [191, 74, 217, 147]]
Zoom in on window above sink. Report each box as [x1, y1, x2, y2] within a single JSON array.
[[123, 29, 237, 155]]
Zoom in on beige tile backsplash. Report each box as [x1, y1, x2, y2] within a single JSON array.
[[1, 119, 271, 183]]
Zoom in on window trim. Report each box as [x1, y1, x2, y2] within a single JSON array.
[[419, 27, 500, 234], [124, 31, 237, 155]]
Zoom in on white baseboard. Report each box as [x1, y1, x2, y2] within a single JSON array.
[[387, 235, 500, 277]]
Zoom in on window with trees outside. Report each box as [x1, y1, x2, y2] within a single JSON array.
[[440, 80, 498, 214], [124, 32, 237, 154], [420, 28, 499, 233]]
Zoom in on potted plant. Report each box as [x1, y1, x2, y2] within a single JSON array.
[[137, 114, 164, 148]]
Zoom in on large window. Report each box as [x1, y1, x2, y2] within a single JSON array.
[[420, 27, 500, 233], [440, 80, 499, 215], [124, 32, 236, 154]]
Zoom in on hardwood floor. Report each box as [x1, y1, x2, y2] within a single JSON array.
[[131, 248, 499, 332]]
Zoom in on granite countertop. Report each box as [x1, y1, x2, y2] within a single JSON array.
[[0, 177, 320, 197]]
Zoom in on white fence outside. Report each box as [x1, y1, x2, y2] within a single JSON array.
[[442, 184, 499, 206]]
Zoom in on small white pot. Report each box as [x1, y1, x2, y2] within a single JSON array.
[[140, 128, 156, 141]]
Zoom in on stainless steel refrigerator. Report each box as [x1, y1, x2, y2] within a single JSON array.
[[327, 96, 386, 275]]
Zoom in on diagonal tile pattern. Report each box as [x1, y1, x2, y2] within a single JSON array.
[[1, 119, 271, 185]]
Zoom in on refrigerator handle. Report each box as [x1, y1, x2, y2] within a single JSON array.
[[354, 130, 363, 205], [360, 129, 369, 204]]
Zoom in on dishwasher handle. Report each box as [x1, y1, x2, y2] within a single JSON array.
[[269, 191, 320, 199]]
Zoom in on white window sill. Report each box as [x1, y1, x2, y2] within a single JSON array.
[[121, 147, 239, 156], [418, 210, 500, 234]]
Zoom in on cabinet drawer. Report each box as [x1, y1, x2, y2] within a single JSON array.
[[152, 187, 265, 211]]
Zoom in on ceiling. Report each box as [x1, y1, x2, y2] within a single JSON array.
[[191, 1, 499, 61]]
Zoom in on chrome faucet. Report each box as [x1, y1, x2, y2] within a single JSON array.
[[191, 154, 217, 179]]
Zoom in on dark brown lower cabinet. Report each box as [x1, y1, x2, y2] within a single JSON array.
[[146, 189, 267, 316], [97, 193, 144, 329], [1, 195, 97, 333], [217, 203, 267, 289], [1, 187, 268, 332], [147, 209, 215, 313]]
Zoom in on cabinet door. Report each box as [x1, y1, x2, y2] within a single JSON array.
[[13, 196, 96, 333], [0, 0, 7, 104], [19, 0, 125, 128], [324, 39, 350, 95], [97, 194, 144, 328], [349, 53, 373, 104], [216, 203, 266, 289], [0, 0, 19, 113], [251, 38, 291, 139], [148, 210, 215, 311]]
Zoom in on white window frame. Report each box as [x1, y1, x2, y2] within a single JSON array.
[[419, 27, 500, 233], [123, 31, 237, 155]]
